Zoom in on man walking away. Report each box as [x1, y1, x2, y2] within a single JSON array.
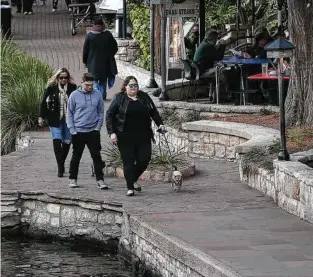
[[66, 73, 108, 189], [83, 18, 118, 100]]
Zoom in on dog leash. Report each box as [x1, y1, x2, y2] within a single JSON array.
[[157, 127, 176, 170]]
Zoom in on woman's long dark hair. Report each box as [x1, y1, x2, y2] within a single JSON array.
[[118, 76, 139, 94]]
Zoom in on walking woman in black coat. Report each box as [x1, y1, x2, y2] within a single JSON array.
[[106, 76, 165, 196], [38, 68, 77, 177]]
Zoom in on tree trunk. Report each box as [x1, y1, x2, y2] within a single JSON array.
[[285, 1, 313, 127]]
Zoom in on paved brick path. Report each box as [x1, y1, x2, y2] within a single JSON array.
[[4, 3, 313, 277]]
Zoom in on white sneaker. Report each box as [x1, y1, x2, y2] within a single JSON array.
[[24, 12, 28, 14], [97, 180, 108, 190], [52, 8, 56, 12], [28, 11, 33, 15], [134, 182, 141, 192], [68, 179, 78, 188], [68, 8, 72, 12], [126, 190, 134, 196]]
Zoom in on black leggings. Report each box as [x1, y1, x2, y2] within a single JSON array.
[[118, 136, 151, 190]]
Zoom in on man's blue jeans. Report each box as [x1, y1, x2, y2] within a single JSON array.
[[94, 79, 107, 100]]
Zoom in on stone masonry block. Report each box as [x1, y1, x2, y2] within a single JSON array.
[[202, 134, 210, 144], [189, 132, 200, 142], [76, 208, 98, 223], [210, 133, 219, 144], [115, 214, 123, 225], [215, 144, 226, 158], [31, 211, 50, 226], [22, 201, 36, 210], [204, 144, 214, 157], [60, 206, 76, 226], [218, 134, 230, 146], [47, 203, 60, 214], [226, 146, 236, 160], [192, 143, 204, 155], [22, 209, 31, 217], [50, 217, 60, 227], [229, 135, 241, 146], [98, 212, 115, 225]]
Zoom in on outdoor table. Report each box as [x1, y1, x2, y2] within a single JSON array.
[[215, 57, 269, 104], [248, 72, 290, 80], [248, 72, 290, 106]]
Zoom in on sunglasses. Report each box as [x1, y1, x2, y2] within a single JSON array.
[[59, 76, 68, 80], [128, 84, 138, 89]]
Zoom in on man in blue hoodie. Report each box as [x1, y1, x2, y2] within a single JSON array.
[[66, 73, 108, 189]]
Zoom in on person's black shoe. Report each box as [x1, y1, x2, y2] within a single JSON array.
[[16, 10, 21, 13]]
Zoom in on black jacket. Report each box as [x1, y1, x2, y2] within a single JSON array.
[[105, 91, 163, 139], [193, 39, 226, 75], [83, 30, 118, 81], [40, 83, 77, 127]]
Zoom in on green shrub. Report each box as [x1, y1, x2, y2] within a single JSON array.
[[128, 2, 150, 70], [1, 40, 53, 155]]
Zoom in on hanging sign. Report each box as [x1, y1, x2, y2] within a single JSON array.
[[166, 1, 199, 17]]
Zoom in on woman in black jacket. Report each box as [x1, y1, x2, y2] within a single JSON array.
[[38, 68, 77, 177], [106, 76, 165, 196]]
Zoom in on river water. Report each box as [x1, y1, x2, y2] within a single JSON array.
[[1, 237, 134, 277]]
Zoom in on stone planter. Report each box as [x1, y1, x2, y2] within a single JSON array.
[[103, 163, 195, 182]]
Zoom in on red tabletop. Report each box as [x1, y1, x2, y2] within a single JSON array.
[[248, 73, 290, 80]]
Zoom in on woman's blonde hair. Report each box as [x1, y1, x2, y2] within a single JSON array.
[[46, 68, 75, 87]]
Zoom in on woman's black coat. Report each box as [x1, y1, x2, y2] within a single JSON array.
[[105, 91, 163, 140], [39, 83, 77, 127]]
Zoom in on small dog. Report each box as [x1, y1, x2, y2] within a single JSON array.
[[171, 166, 183, 192]]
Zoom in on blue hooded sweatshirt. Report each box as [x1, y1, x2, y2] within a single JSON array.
[[66, 87, 104, 134]]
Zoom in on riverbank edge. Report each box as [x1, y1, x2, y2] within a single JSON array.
[[1, 190, 240, 277]]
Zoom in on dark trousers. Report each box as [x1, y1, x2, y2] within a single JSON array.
[[53, 0, 70, 9], [69, 130, 104, 181], [118, 136, 152, 190], [16, 0, 22, 12], [22, 0, 33, 12]]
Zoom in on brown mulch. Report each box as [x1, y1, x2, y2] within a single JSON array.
[[212, 114, 313, 152]]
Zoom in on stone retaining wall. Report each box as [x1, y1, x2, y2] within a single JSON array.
[[155, 120, 313, 223], [1, 191, 238, 277], [2, 192, 123, 241], [274, 150, 313, 223], [120, 216, 240, 277], [115, 39, 141, 63]]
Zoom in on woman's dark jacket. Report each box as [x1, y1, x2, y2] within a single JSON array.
[[105, 91, 163, 140], [39, 83, 77, 127]]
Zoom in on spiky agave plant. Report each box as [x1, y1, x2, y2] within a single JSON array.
[[102, 142, 188, 171], [1, 40, 53, 155]]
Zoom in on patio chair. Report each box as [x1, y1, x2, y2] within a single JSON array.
[[180, 59, 197, 101], [180, 59, 216, 102]]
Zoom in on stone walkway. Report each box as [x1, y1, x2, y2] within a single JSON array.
[[3, 3, 313, 277]]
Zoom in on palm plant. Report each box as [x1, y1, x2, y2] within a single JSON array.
[[1, 40, 53, 155]]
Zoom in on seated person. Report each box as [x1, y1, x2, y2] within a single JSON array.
[[237, 27, 274, 105], [193, 29, 226, 77], [241, 27, 273, 59]]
